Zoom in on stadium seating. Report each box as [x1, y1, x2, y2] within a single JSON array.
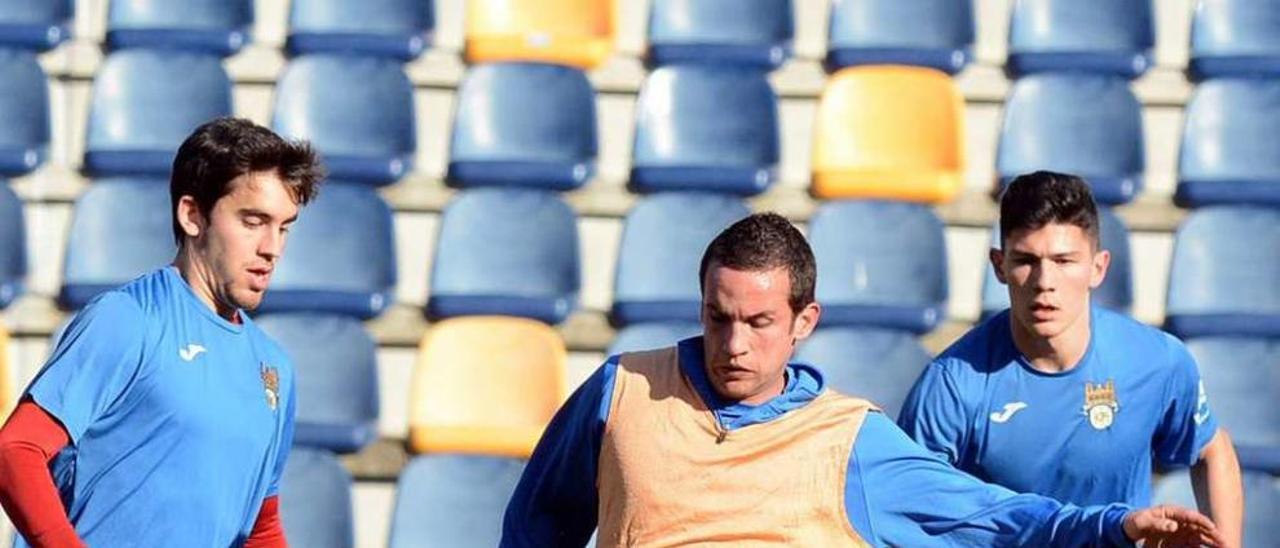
[[273, 55, 415, 186], [257, 183, 396, 319], [408, 316, 566, 457], [447, 63, 596, 191], [389, 454, 525, 548], [255, 314, 379, 454], [811, 66, 964, 204], [981, 206, 1133, 320], [84, 50, 232, 177], [630, 66, 779, 196], [1153, 470, 1279, 546], [0, 326, 10, 412], [0, 181, 25, 309], [1006, 0, 1154, 78], [1189, 0, 1280, 80], [646, 0, 792, 70], [1165, 206, 1280, 339], [825, 0, 974, 74], [809, 201, 948, 333], [428, 189, 580, 324], [795, 327, 930, 420], [1176, 78, 1280, 207], [612, 192, 748, 326], [1185, 337, 1280, 473], [59, 179, 175, 310], [607, 322, 703, 356], [0, 48, 48, 177], [464, 0, 613, 70], [996, 74, 1144, 205], [0, 0, 72, 51], [280, 447, 355, 548], [286, 0, 434, 61], [105, 0, 253, 56]]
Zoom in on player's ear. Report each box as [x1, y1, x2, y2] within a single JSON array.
[[791, 301, 821, 343], [1090, 248, 1111, 289], [989, 248, 1008, 284], [176, 195, 206, 240]]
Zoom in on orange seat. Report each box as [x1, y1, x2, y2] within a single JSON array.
[[408, 316, 567, 458], [811, 66, 965, 204], [465, 0, 615, 69]]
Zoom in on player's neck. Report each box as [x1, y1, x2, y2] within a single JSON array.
[[173, 247, 240, 323], [1010, 309, 1091, 373]]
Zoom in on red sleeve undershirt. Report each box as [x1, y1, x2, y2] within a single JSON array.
[[0, 398, 287, 547], [0, 398, 83, 548]]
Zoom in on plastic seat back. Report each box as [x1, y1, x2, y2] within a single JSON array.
[[465, 0, 614, 69], [106, 0, 253, 56], [1007, 0, 1154, 78], [287, 0, 434, 61], [389, 454, 525, 548], [280, 448, 355, 548], [1189, 0, 1280, 80], [0, 0, 73, 51], [0, 49, 48, 176], [1185, 337, 1280, 473], [826, 0, 974, 74], [0, 182, 26, 309], [647, 0, 792, 69], [1176, 79, 1280, 207], [796, 327, 930, 420], [1165, 207, 1280, 338], [59, 179, 175, 309]]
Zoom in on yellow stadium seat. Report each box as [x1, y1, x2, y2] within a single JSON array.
[[811, 65, 965, 204], [465, 0, 615, 69], [408, 316, 567, 458], [0, 326, 10, 415]]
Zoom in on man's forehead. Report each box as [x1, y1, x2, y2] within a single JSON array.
[[1005, 222, 1094, 251]]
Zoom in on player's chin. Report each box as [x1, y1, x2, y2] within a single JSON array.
[[229, 288, 267, 311]]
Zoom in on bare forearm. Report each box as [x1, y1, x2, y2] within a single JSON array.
[[1192, 430, 1243, 548]]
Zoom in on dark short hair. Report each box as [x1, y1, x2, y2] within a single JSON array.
[[170, 117, 324, 245], [699, 212, 816, 314], [999, 171, 1100, 247]]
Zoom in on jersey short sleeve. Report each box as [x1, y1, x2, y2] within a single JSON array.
[[897, 359, 972, 466], [1153, 333, 1219, 467], [24, 292, 150, 444]]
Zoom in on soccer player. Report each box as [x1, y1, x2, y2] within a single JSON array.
[[898, 171, 1244, 546], [0, 117, 324, 547], [503, 212, 1224, 547]]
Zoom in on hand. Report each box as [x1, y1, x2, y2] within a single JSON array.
[[1123, 505, 1225, 547]]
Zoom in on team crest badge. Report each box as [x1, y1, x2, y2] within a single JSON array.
[[260, 363, 279, 411], [1082, 379, 1119, 430]]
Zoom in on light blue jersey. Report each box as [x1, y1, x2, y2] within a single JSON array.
[[898, 307, 1218, 507], [20, 267, 296, 547]]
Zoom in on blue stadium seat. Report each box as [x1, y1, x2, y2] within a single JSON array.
[[981, 206, 1133, 320], [1190, 0, 1280, 80], [0, 182, 25, 309], [280, 448, 355, 548], [106, 0, 252, 56], [1185, 337, 1280, 473], [996, 74, 1144, 205], [607, 322, 702, 356], [646, 0, 792, 70], [825, 0, 974, 74], [809, 201, 948, 333], [274, 55, 415, 186], [630, 67, 779, 196], [0, 49, 48, 177], [612, 193, 749, 326], [447, 63, 596, 191], [1165, 207, 1280, 339], [84, 50, 232, 177], [1176, 78, 1280, 207], [429, 189, 580, 324], [796, 328, 930, 420], [258, 183, 396, 319], [255, 314, 379, 454], [286, 0, 434, 61], [0, 0, 73, 51], [59, 179, 174, 310], [1006, 0, 1154, 78], [1153, 470, 1279, 546], [388, 454, 525, 548]]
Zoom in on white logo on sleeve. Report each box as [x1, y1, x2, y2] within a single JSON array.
[[1194, 380, 1211, 425], [179, 344, 207, 362], [989, 402, 1029, 423]]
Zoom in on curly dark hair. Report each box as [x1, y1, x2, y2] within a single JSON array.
[[699, 212, 816, 313]]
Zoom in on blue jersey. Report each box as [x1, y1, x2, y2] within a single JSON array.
[[503, 337, 1137, 547], [898, 307, 1218, 507], [19, 267, 296, 547]]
